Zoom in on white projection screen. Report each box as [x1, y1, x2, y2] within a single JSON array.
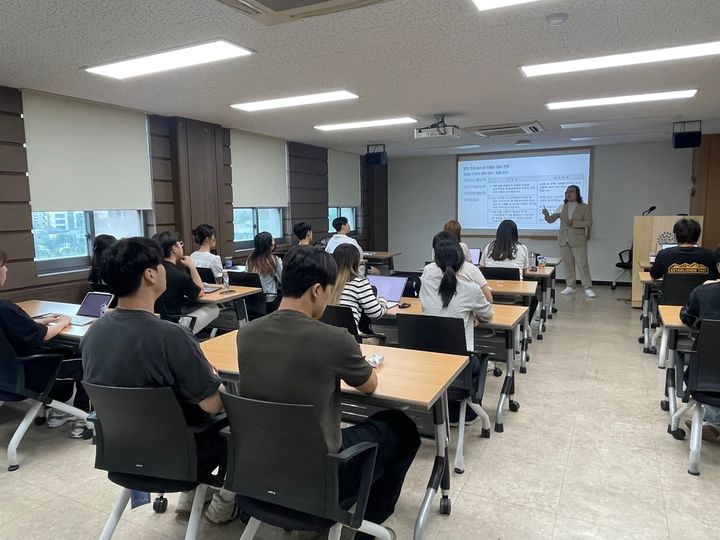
[[457, 148, 592, 236]]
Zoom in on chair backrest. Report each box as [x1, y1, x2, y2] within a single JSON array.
[[396, 314, 468, 355], [688, 320, 720, 395], [197, 267, 216, 284], [661, 272, 709, 306], [320, 305, 359, 340], [0, 329, 63, 400], [220, 394, 347, 520], [89, 282, 118, 308], [229, 271, 267, 316], [480, 266, 521, 281], [392, 271, 422, 298], [82, 383, 198, 481]]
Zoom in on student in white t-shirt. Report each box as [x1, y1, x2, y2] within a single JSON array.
[[480, 220, 530, 279], [190, 224, 223, 282]]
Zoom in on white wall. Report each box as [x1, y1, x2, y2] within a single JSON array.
[[388, 142, 693, 283]]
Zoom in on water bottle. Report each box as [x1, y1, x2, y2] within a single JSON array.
[[222, 269, 229, 291], [538, 256, 547, 269]]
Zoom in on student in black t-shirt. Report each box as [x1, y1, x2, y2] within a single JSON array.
[[650, 219, 716, 279], [151, 231, 220, 333], [0, 249, 89, 438], [237, 246, 420, 539], [80, 237, 237, 523], [680, 249, 720, 443]]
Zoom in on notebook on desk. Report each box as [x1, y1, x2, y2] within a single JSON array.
[[367, 275, 407, 309], [71, 292, 114, 326]]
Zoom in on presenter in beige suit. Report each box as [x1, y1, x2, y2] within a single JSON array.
[[542, 185, 596, 298]]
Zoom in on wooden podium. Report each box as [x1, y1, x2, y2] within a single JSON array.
[[631, 215, 704, 307]]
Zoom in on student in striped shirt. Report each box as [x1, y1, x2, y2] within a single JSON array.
[[329, 244, 398, 334]]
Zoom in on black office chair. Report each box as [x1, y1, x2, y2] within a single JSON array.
[[320, 305, 386, 344], [397, 314, 492, 474], [155, 298, 197, 332], [0, 330, 89, 471], [228, 271, 269, 320], [480, 267, 521, 281], [89, 282, 119, 308], [611, 247, 632, 289], [196, 267, 217, 284], [391, 271, 422, 298], [219, 393, 393, 540], [83, 383, 226, 539], [666, 320, 720, 475]]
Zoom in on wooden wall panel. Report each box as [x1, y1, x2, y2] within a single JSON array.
[[361, 159, 388, 251], [0, 174, 31, 201], [691, 134, 720, 251], [0, 115, 25, 143], [287, 142, 329, 242], [0, 203, 32, 231], [0, 231, 35, 260], [147, 115, 176, 237], [0, 143, 27, 171]]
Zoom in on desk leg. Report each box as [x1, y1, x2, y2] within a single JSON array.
[[664, 330, 681, 430], [495, 329, 518, 432], [537, 278, 547, 340], [658, 326, 669, 369], [549, 273, 557, 317], [414, 393, 450, 539], [234, 299, 250, 328], [641, 283, 651, 352], [520, 314, 529, 374]]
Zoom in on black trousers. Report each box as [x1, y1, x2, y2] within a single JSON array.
[[339, 409, 420, 538]]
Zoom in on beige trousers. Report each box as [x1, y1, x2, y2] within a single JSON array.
[[562, 244, 592, 289]]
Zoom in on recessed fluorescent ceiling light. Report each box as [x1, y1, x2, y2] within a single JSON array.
[[561, 115, 682, 129], [522, 40, 720, 77], [472, 0, 542, 11], [314, 117, 417, 131], [232, 90, 358, 112], [86, 40, 252, 79], [570, 132, 668, 142], [407, 145, 481, 152], [546, 90, 697, 110]]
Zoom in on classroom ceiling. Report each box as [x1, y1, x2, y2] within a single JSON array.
[[1, 0, 720, 157]]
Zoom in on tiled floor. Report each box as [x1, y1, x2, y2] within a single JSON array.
[[2, 286, 720, 539]]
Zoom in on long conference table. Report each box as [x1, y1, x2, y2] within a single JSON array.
[[201, 330, 467, 540]]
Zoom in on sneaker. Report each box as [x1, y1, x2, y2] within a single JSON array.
[[560, 287, 575, 295], [176, 487, 214, 518], [584, 288, 596, 298], [69, 419, 87, 439], [47, 409, 75, 428], [204, 490, 238, 524]]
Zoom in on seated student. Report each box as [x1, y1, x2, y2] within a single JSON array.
[[650, 218, 716, 279], [237, 246, 420, 539], [190, 224, 223, 282], [88, 234, 117, 284], [325, 216, 363, 257], [293, 221, 313, 246], [0, 249, 89, 438], [80, 237, 236, 523], [152, 231, 220, 333], [679, 249, 720, 443], [431, 231, 493, 304], [421, 234, 493, 425], [246, 231, 283, 311], [480, 219, 530, 278], [330, 244, 398, 335], [442, 220, 472, 263]]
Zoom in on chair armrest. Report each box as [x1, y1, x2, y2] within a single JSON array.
[[326, 441, 378, 530]]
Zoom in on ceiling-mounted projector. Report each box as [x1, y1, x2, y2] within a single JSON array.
[[414, 115, 462, 139]]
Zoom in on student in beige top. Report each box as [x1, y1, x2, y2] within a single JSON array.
[[542, 185, 596, 298]]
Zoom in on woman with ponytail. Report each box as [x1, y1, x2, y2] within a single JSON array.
[[190, 223, 223, 282]]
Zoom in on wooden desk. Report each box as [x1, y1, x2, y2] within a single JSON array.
[[201, 330, 466, 539], [658, 305, 688, 421], [363, 251, 401, 272], [196, 286, 261, 304], [18, 300, 90, 340], [640, 260, 652, 270], [544, 257, 562, 267], [486, 279, 537, 297]]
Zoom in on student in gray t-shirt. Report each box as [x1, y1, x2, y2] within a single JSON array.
[[237, 246, 420, 539]]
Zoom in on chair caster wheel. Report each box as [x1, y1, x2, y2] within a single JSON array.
[[688, 469, 700, 476], [509, 401, 520, 412], [480, 428, 491, 438], [552, 307, 557, 313], [82, 428, 93, 440], [8, 464, 19, 472], [493, 368, 502, 377], [548, 314, 553, 319], [519, 367, 527, 374], [638, 336, 644, 344], [34, 416, 46, 426], [453, 467, 464, 474], [494, 423, 504, 433], [611, 285, 616, 290], [439, 497, 451, 515], [527, 337, 533, 344], [650, 347, 657, 355], [537, 334, 543, 341], [667, 426, 685, 440], [660, 400, 669, 411], [153, 496, 168, 513]]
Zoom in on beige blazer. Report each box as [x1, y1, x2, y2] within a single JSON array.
[[545, 202, 592, 247]]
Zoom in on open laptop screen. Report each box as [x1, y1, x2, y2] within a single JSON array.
[[367, 276, 407, 303], [469, 248, 481, 265], [76, 292, 114, 318]]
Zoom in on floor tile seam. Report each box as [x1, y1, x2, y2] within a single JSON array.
[[451, 490, 561, 518], [555, 505, 670, 536]]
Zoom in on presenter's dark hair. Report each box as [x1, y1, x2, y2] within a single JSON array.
[[191, 224, 216, 245], [281, 246, 338, 298], [89, 234, 117, 284], [443, 220, 463, 243], [332, 216, 348, 232], [489, 220, 519, 261], [293, 221, 312, 241], [433, 232, 463, 308], [564, 185, 583, 204], [103, 237, 164, 297], [152, 231, 181, 258], [673, 218, 701, 244]]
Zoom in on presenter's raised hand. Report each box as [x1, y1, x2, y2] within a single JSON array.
[[541, 206, 550, 218]]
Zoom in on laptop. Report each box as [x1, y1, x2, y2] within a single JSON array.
[[367, 275, 408, 309], [71, 291, 114, 326], [469, 248, 481, 265]]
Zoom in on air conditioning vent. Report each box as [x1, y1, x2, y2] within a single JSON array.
[[217, 0, 391, 25], [466, 121, 545, 138]]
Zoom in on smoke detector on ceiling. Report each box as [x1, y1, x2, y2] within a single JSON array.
[[216, 0, 392, 25]]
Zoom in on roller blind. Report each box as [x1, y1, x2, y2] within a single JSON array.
[[230, 130, 288, 207], [23, 91, 152, 211], [328, 149, 360, 207]]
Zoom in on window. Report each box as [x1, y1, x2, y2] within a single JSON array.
[[233, 208, 284, 245], [31, 210, 143, 273], [328, 207, 357, 232]]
